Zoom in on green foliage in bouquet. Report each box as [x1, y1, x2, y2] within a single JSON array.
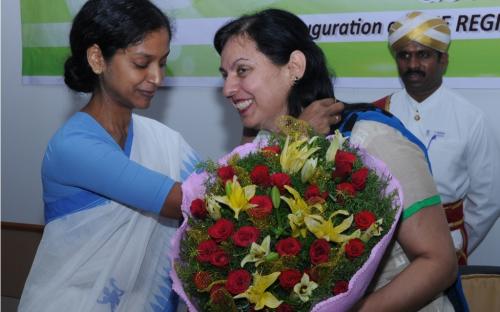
[[175, 121, 398, 312]]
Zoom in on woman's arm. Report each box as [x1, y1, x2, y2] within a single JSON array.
[[349, 120, 457, 311], [160, 182, 183, 219], [46, 121, 197, 220], [354, 204, 457, 311]]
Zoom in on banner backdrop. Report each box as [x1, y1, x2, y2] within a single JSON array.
[[21, 0, 500, 88]]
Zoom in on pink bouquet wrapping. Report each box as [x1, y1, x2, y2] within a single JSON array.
[[171, 131, 403, 312]]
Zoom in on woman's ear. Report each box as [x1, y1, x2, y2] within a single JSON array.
[[86, 44, 105, 75], [288, 50, 306, 81]]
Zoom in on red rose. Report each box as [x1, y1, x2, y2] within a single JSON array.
[[262, 145, 281, 155], [354, 211, 377, 230], [217, 165, 235, 184], [190, 198, 208, 219], [208, 218, 234, 242], [250, 165, 271, 187], [225, 269, 252, 295], [333, 150, 356, 179], [351, 167, 369, 191], [309, 239, 331, 265], [277, 303, 294, 312], [275, 237, 301, 256], [332, 280, 349, 295], [196, 239, 219, 263], [193, 271, 212, 290], [304, 184, 328, 204], [304, 184, 320, 199], [279, 269, 302, 290], [345, 238, 365, 259], [271, 172, 291, 193], [210, 249, 230, 267], [232, 226, 260, 247], [336, 182, 356, 197], [248, 195, 273, 219]]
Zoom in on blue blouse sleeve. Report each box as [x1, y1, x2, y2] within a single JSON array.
[[43, 121, 174, 215]]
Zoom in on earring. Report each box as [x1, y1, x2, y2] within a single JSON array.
[[293, 76, 299, 85]]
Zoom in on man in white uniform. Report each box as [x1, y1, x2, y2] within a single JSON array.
[[375, 11, 499, 264]]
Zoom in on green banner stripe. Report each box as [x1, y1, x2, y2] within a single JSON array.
[[22, 39, 500, 77], [20, 0, 72, 23], [321, 39, 500, 77], [21, 45, 221, 77], [22, 47, 70, 76], [448, 39, 500, 76]]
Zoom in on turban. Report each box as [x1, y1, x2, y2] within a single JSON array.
[[389, 11, 451, 53]]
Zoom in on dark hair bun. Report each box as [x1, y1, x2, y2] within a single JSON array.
[[63, 55, 96, 93]]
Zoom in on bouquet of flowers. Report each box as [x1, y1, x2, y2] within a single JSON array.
[[171, 118, 403, 312]]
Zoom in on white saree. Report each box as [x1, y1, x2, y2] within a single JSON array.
[[19, 114, 199, 312]]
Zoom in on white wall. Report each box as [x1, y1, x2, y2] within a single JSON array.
[[2, 1, 499, 265]]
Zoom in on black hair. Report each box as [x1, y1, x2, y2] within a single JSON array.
[[213, 8, 334, 118], [64, 0, 171, 93]]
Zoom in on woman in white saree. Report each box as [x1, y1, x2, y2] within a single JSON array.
[[19, 1, 199, 311]]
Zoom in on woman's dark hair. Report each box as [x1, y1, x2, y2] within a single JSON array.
[[64, 0, 171, 92], [214, 8, 334, 118]]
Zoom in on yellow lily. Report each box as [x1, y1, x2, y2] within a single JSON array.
[[282, 185, 324, 238], [241, 235, 272, 267], [325, 130, 346, 163], [304, 211, 361, 243], [214, 176, 256, 219], [234, 272, 282, 310], [280, 136, 320, 174], [205, 195, 222, 220], [293, 273, 318, 302]]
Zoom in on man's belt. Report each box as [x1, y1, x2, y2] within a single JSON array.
[[443, 199, 467, 265]]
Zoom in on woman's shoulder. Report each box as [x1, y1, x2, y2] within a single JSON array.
[[49, 112, 110, 147], [44, 112, 117, 166]]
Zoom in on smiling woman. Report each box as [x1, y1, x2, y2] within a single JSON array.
[[210, 8, 459, 312], [18, 1, 200, 311], [214, 8, 335, 133]]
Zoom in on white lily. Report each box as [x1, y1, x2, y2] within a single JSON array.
[[293, 273, 318, 302], [241, 235, 272, 267], [301, 157, 318, 183], [325, 130, 346, 162], [206, 196, 222, 220]]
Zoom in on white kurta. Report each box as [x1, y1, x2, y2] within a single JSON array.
[[388, 85, 500, 252]]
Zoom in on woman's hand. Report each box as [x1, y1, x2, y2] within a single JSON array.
[[241, 98, 344, 143], [299, 98, 344, 135]]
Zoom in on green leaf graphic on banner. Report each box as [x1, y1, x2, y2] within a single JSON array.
[[21, 0, 72, 23]]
